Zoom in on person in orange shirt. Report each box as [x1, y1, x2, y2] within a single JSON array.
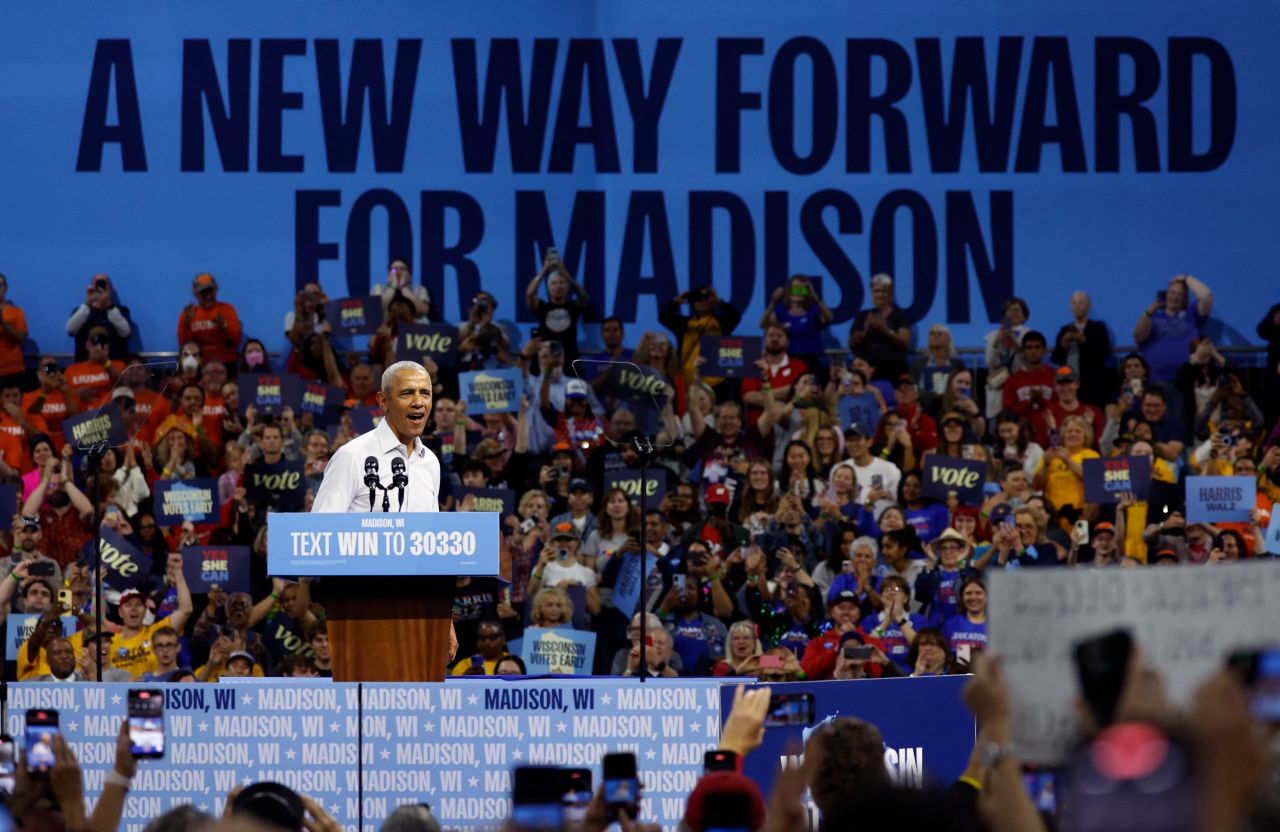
[[177, 273, 242, 365], [344, 362, 380, 408], [22, 357, 81, 453], [0, 273, 29, 386], [65, 327, 124, 409], [0, 382, 48, 472]]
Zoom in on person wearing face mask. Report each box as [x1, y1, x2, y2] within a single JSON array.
[[65, 273, 134, 361], [176, 340, 204, 383], [178, 273, 243, 365], [237, 338, 273, 374]]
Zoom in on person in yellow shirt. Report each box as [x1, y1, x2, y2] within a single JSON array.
[[108, 553, 193, 678], [1114, 439, 1176, 562], [1032, 415, 1100, 520], [449, 620, 510, 676]]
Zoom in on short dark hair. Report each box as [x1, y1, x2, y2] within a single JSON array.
[[602, 316, 623, 328], [809, 718, 892, 812], [1142, 386, 1167, 403], [279, 654, 319, 676], [1020, 330, 1047, 347]]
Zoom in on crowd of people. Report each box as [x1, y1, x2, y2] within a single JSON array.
[[0, 261, 1277, 683]]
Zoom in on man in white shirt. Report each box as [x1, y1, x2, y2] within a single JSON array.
[[311, 361, 455, 661], [312, 361, 441, 513], [844, 422, 901, 508]]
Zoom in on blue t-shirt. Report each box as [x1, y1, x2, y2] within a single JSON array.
[[942, 617, 988, 653], [905, 503, 951, 544], [922, 567, 965, 626], [670, 614, 722, 674], [1141, 306, 1206, 383], [837, 392, 881, 437], [775, 623, 813, 660], [773, 303, 824, 355], [860, 613, 927, 670]]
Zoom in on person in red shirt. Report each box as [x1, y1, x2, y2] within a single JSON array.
[[22, 357, 81, 453], [177, 273, 242, 365], [0, 273, 29, 386], [1002, 330, 1056, 419], [21, 454, 94, 569], [65, 327, 124, 409], [800, 591, 888, 681], [741, 324, 808, 426], [892, 375, 937, 453], [345, 363, 380, 408], [1032, 367, 1105, 449]]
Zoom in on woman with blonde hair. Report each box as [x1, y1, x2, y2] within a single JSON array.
[[713, 620, 764, 676], [633, 331, 686, 414], [530, 587, 574, 629]]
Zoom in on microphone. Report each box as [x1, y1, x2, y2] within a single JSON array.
[[391, 457, 408, 511], [363, 456, 380, 512]]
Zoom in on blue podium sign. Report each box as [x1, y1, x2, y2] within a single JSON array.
[[266, 512, 501, 576]]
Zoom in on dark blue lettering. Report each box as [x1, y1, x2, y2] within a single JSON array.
[[614, 192, 677, 321], [917, 37, 1022, 173], [946, 190, 1013, 322], [768, 37, 838, 174], [763, 191, 792, 300], [452, 38, 559, 173], [612, 38, 682, 173], [1094, 38, 1162, 172], [549, 39, 620, 173], [689, 192, 756, 314], [315, 39, 422, 173], [870, 190, 937, 323], [514, 191, 606, 322], [846, 39, 913, 174], [1168, 38, 1236, 172], [295, 190, 342, 288], [1015, 38, 1086, 172], [180, 39, 251, 172], [421, 191, 485, 322], [257, 39, 307, 172], [76, 39, 148, 172], [714, 38, 764, 173], [800, 189, 864, 323], [344, 189, 413, 297]]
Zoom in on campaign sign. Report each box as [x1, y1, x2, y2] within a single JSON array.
[[7, 614, 75, 661], [181, 545, 250, 594], [1185, 475, 1256, 523], [604, 468, 668, 510], [612, 552, 643, 619], [244, 460, 307, 511], [154, 479, 219, 525], [267, 511, 501, 577], [920, 455, 988, 506], [1082, 456, 1152, 504], [346, 407, 382, 435], [1265, 508, 1280, 556], [61, 402, 127, 450], [299, 381, 345, 427], [397, 323, 460, 368], [600, 362, 668, 407], [699, 335, 762, 379], [82, 527, 152, 590], [520, 627, 597, 675], [460, 368, 522, 414], [837, 392, 882, 438], [0, 484, 15, 525], [238, 373, 302, 412], [324, 296, 382, 335], [723, 676, 975, 797], [459, 487, 516, 517]]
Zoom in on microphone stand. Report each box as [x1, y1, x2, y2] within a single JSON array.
[[82, 439, 108, 682], [633, 435, 657, 683]]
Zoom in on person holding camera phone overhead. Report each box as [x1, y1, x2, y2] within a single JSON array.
[[65, 273, 134, 361], [660, 283, 742, 388], [525, 247, 590, 362], [526, 522, 600, 617]]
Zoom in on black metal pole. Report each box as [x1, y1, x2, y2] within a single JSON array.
[[85, 440, 107, 681], [635, 436, 654, 682]]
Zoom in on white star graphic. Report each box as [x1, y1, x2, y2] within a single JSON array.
[[599, 693, 612, 705], [380, 748, 390, 759], [644, 749, 656, 760], [110, 694, 122, 705], [512, 749, 523, 760], [240, 694, 254, 706], [284, 748, 297, 760], [690, 722, 702, 733], [66, 721, 79, 732], [555, 720, 567, 733], [423, 721, 435, 733], [198, 803, 210, 813], [467, 694, 479, 705], [467, 777, 479, 788], [242, 777, 252, 786], [329, 721, 340, 731], [329, 804, 340, 816], [197, 720, 209, 732]]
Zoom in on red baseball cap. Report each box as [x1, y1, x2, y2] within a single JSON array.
[[705, 483, 731, 505], [683, 772, 766, 832]]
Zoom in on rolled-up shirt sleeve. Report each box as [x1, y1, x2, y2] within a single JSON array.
[[311, 448, 356, 513]]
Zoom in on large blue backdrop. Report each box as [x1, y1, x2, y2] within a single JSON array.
[[1, 1, 1275, 352]]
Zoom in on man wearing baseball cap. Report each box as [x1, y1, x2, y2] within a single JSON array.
[[800, 590, 884, 681], [108, 554, 193, 678], [65, 326, 125, 408], [527, 522, 600, 616], [1088, 521, 1121, 566], [1032, 366, 1104, 448], [680, 483, 750, 558], [178, 273, 242, 364]]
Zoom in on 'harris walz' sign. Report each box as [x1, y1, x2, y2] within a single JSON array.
[[61, 403, 127, 450], [458, 487, 515, 516]]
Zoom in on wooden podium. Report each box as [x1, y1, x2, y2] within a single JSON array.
[[269, 513, 508, 683]]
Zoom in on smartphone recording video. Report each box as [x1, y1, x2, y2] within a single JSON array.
[[24, 709, 58, 777], [704, 750, 737, 773], [128, 689, 165, 758], [1228, 646, 1280, 722], [764, 692, 816, 727], [603, 752, 640, 820], [0, 736, 14, 795], [562, 768, 592, 825], [1074, 629, 1132, 729], [512, 766, 565, 832]]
